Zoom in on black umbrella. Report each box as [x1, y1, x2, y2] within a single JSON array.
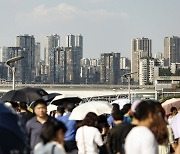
[[51, 95, 82, 106], [0, 87, 55, 105], [0, 102, 29, 153]]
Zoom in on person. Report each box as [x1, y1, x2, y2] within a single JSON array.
[[97, 114, 109, 144], [121, 103, 132, 124], [76, 112, 104, 154], [19, 101, 34, 124], [168, 107, 178, 124], [56, 106, 65, 118], [57, 103, 77, 154], [34, 119, 67, 154], [107, 104, 120, 128], [107, 110, 134, 154], [125, 100, 158, 154], [150, 102, 177, 154], [26, 99, 53, 153]]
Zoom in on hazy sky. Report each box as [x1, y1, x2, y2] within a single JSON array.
[[0, 0, 180, 59]]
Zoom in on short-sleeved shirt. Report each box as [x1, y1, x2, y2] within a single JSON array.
[[76, 126, 103, 154], [125, 126, 158, 154], [107, 115, 115, 127], [26, 116, 52, 151], [34, 141, 66, 154], [107, 123, 135, 154]]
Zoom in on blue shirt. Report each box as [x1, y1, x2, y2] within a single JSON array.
[[57, 113, 76, 141], [107, 115, 115, 127]]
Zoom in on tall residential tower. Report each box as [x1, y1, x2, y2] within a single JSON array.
[[131, 37, 152, 83]]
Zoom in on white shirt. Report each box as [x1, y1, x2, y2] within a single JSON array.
[[76, 126, 103, 154], [125, 126, 158, 154], [34, 141, 66, 154]]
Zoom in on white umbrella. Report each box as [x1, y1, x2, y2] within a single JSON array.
[[170, 112, 180, 139], [47, 104, 57, 115], [111, 98, 130, 109], [69, 101, 113, 120], [161, 98, 180, 115]]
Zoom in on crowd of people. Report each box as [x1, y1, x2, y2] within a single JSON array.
[[1, 98, 180, 154]]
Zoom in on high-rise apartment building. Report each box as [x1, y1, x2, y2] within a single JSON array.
[[65, 34, 83, 83], [131, 37, 152, 83], [44, 34, 60, 66], [0, 47, 8, 62], [100, 52, 120, 84], [120, 57, 131, 70], [16, 34, 35, 82], [49, 47, 66, 83], [164, 36, 180, 66], [6, 47, 28, 83]]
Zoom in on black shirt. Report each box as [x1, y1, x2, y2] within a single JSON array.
[[107, 123, 135, 154]]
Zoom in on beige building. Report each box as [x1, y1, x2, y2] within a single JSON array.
[[131, 37, 152, 83]]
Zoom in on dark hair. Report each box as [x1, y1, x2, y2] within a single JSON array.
[[150, 102, 168, 144], [134, 100, 155, 121], [171, 107, 177, 113], [112, 104, 120, 113], [19, 102, 27, 110], [33, 99, 47, 108], [121, 104, 131, 115], [57, 106, 65, 115], [82, 112, 98, 127], [112, 110, 124, 121], [41, 119, 67, 144], [67, 103, 75, 112]]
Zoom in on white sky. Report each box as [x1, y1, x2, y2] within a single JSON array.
[[0, 0, 180, 59]]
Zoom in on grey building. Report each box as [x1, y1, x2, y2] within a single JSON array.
[[49, 47, 66, 83], [65, 47, 81, 84], [164, 36, 180, 66], [16, 34, 35, 82], [6, 47, 28, 83], [100, 52, 121, 84]]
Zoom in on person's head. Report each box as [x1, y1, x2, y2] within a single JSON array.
[[33, 99, 47, 118], [149, 102, 168, 144], [19, 102, 27, 111], [67, 103, 75, 113], [41, 119, 67, 145], [112, 104, 120, 113], [171, 107, 178, 116], [121, 103, 131, 115], [112, 110, 124, 124], [56, 106, 65, 116], [133, 100, 156, 128], [82, 112, 98, 127]]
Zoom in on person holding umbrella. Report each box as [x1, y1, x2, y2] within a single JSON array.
[[26, 99, 53, 153]]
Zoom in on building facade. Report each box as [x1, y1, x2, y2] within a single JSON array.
[[164, 36, 180, 66], [131, 37, 152, 83], [100, 52, 120, 84], [16, 34, 35, 82]]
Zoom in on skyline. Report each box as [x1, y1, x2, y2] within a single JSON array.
[[0, 0, 180, 59]]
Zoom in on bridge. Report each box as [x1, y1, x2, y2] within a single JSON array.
[[0, 83, 179, 102]]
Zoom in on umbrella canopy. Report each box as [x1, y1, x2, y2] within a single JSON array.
[[170, 112, 180, 139], [161, 98, 180, 115], [0, 87, 59, 105], [47, 104, 57, 115], [111, 98, 130, 110], [51, 94, 82, 106], [69, 101, 113, 120], [0, 102, 28, 153]]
